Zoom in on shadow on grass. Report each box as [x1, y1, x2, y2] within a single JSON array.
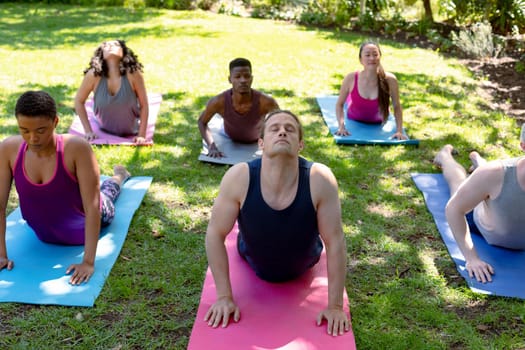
[[0, 4, 218, 50], [0, 83, 78, 136]]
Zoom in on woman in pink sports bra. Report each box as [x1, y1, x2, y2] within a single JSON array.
[[335, 41, 407, 140]]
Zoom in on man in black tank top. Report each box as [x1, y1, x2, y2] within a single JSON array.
[[197, 58, 279, 158], [204, 110, 350, 336]]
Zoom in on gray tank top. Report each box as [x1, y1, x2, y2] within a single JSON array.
[[474, 157, 525, 249], [94, 74, 140, 136]]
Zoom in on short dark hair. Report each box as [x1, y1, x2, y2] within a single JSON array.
[[261, 110, 303, 141], [229, 57, 251, 72], [15, 91, 57, 120]]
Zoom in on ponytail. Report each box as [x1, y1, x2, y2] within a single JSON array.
[[377, 64, 390, 122]]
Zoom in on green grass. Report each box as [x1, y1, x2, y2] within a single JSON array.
[[0, 3, 524, 349]]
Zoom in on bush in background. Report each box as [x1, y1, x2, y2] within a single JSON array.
[[441, 0, 525, 35], [249, 0, 302, 20], [451, 21, 501, 58], [298, 0, 357, 28], [18, 0, 219, 10]]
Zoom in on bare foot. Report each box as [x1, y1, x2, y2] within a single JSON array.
[[113, 165, 131, 185], [433, 144, 455, 168], [468, 151, 487, 172]]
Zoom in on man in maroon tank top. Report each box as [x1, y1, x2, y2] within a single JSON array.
[[198, 58, 279, 158]]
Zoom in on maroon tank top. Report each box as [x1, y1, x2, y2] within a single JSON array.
[[222, 88, 262, 143]]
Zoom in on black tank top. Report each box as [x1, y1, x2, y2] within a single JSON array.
[[238, 157, 323, 282]]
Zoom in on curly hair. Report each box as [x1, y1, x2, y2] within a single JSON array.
[[359, 41, 390, 122], [83, 40, 144, 77], [15, 91, 57, 120]]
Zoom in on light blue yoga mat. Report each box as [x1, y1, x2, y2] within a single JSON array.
[[0, 176, 152, 307], [412, 173, 525, 299], [316, 95, 419, 146]]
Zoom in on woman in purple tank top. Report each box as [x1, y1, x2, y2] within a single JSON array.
[[0, 91, 130, 286], [335, 41, 407, 140]]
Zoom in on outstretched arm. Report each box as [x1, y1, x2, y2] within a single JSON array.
[[198, 95, 225, 158], [204, 163, 248, 327], [130, 71, 149, 144], [445, 164, 501, 283], [311, 163, 350, 336], [386, 73, 407, 140], [335, 74, 353, 136], [65, 138, 101, 285], [74, 70, 98, 141], [0, 139, 15, 271]]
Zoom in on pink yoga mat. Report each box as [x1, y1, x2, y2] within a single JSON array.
[[188, 225, 356, 350], [68, 93, 162, 146]]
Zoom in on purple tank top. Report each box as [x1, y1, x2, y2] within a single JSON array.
[[13, 135, 86, 245], [345, 71, 382, 123], [222, 88, 262, 143]]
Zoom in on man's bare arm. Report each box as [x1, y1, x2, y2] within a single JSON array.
[[198, 95, 225, 157], [311, 163, 350, 336], [204, 163, 249, 327]]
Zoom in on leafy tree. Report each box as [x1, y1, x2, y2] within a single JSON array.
[[443, 0, 525, 34]]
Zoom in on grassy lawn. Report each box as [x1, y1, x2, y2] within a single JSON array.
[[0, 3, 524, 349]]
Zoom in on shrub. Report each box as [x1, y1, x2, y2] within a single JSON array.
[[451, 21, 496, 58], [298, 0, 357, 28], [196, 0, 219, 10], [354, 10, 383, 32], [383, 12, 407, 35], [516, 53, 525, 73], [442, 0, 525, 35]]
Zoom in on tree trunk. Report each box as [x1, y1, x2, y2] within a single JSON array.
[[422, 0, 433, 21], [360, 0, 366, 15]]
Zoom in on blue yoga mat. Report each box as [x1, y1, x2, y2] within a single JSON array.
[[0, 176, 152, 307], [412, 173, 525, 299], [316, 95, 419, 146]]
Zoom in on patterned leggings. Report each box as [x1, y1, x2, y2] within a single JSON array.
[[100, 178, 121, 226]]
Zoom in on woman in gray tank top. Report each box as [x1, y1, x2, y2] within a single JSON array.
[[435, 142, 525, 284], [74, 40, 150, 144]]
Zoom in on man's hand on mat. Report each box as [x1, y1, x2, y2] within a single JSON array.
[[66, 261, 94, 285], [391, 131, 408, 140], [204, 296, 240, 328], [207, 143, 225, 158], [335, 127, 350, 136], [0, 257, 14, 271], [466, 258, 494, 283], [317, 308, 350, 336], [84, 131, 98, 141]]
